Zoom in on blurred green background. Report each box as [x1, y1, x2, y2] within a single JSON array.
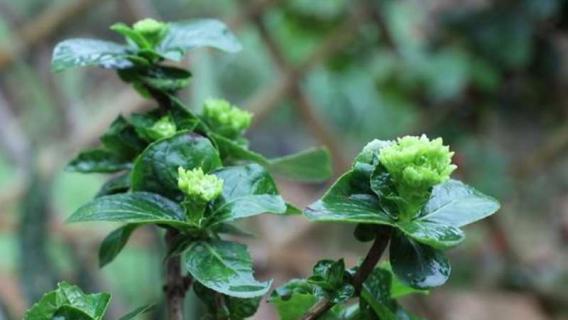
[[0, 0, 567, 319]]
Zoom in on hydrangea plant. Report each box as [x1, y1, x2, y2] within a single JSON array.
[[25, 18, 332, 320], [25, 17, 499, 320]]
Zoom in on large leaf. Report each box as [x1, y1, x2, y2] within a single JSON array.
[[419, 179, 500, 227], [66, 149, 131, 173], [52, 39, 132, 72], [24, 282, 111, 320], [396, 220, 464, 249], [99, 224, 140, 268], [268, 147, 332, 182], [389, 232, 450, 290], [183, 240, 271, 298], [157, 19, 242, 61], [131, 132, 222, 199], [207, 164, 287, 225], [304, 170, 394, 225], [67, 192, 189, 227]]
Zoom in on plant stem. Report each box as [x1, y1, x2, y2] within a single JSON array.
[[301, 226, 392, 320], [164, 229, 191, 320]]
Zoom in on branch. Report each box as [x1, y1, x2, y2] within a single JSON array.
[[301, 226, 392, 320]]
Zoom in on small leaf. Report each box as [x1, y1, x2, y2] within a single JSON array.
[[389, 231, 450, 289], [66, 149, 131, 173], [158, 19, 242, 61], [269, 280, 341, 320], [67, 192, 189, 227], [24, 282, 111, 320], [96, 173, 131, 198], [183, 240, 271, 298], [210, 133, 268, 165], [118, 304, 155, 320], [397, 220, 465, 249], [304, 170, 394, 226], [193, 281, 261, 320], [268, 147, 332, 182], [131, 132, 222, 199], [100, 116, 146, 159], [99, 224, 140, 268], [52, 39, 132, 72], [420, 179, 500, 227], [118, 65, 192, 93], [208, 164, 287, 225]]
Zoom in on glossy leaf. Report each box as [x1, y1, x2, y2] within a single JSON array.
[[52, 39, 132, 72], [24, 282, 110, 320], [389, 232, 450, 289], [183, 240, 271, 298], [118, 304, 155, 320], [208, 164, 287, 225], [99, 224, 140, 267], [67, 192, 189, 227], [269, 280, 341, 320], [100, 116, 146, 159], [305, 170, 394, 225], [158, 19, 242, 61], [210, 133, 268, 165], [397, 220, 465, 249], [66, 149, 131, 173], [96, 173, 131, 197], [118, 65, 192, 93], [193, 281, 261, 320], [419, 179, 500, 227], [268, 147, 332, 182], [131, 132, 222, 199]]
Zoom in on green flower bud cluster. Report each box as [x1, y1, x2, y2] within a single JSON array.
[[379, 135, 457, 219], [147, 115, 176, 141], [177, 167, 224, 203], [202, 99, 253, 139], [111, 18, 168, 50]]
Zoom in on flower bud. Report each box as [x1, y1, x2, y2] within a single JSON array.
[[379, 135, 457, 219], [147, 116, 176, 141], [202, 99, 252, 139], [133, 18, 168, 47], [177, 167, 224, 203]]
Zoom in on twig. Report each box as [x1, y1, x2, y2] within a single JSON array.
[[301, 226, 392, 320], [164, 229, 190, 320]]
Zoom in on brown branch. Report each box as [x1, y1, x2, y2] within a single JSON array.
[[164, 229, 190, 320], [301, 226, 392, 320]]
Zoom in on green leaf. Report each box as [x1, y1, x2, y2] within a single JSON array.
[[269, 280, 341, 320], [96, 173, 131, 197], [210, 133, 269, 165], [118, 66, 192, 93], [268, 147, 332, 182], [389, 231, 450, 289], [183, 240, 271, 298], [193, 281, 261, 320], [24, 282, 111, 320], [207, 164, 287, 225], [304, 170, 394, 226], [99, 224, 140, 268], [52, 39, 132, 72], [419, 179, 500, 227], [158, 19, 242, 61], [67, 192, 189, 227], [308, 259, 354, 303], [131, 132, 222, 199], [66, 149, 131, 173], [100, 116, 146, 159], [118, 304, 155, 320], [397, 220, 465, 249]]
